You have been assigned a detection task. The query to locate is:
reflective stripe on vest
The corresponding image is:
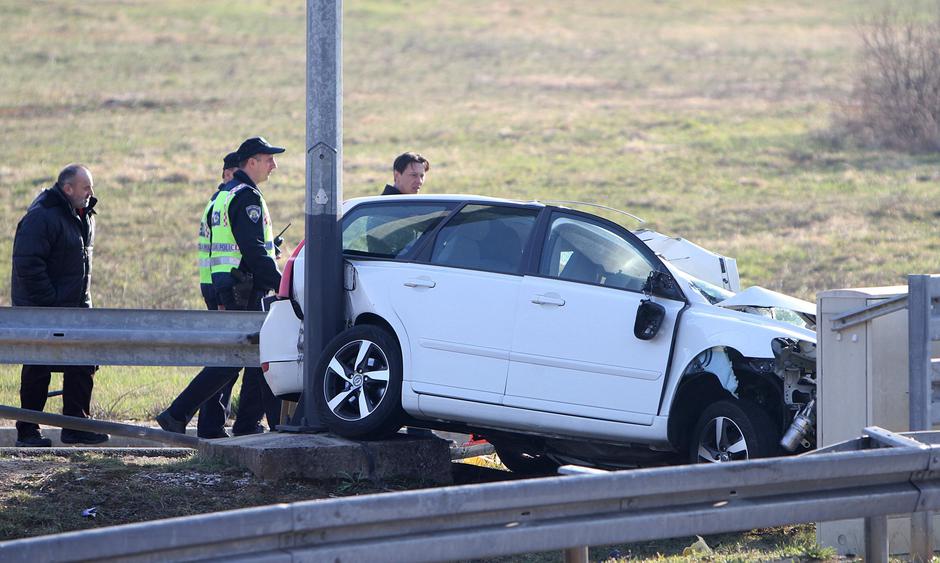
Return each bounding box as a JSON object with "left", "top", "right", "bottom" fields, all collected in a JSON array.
[
  {"left": 208, "top": 184, "right": 275, "bottom": 277},
  {"left": 197, "top": 196, "right": 216, "bottom": 284}
]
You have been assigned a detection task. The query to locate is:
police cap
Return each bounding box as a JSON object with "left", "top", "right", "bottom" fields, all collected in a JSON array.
[
  {"left": 235, "top": 136, "right": 286, "bottom": 160},
  {"left": 223, "top": 151, "right": 241, "bottom": 169}
]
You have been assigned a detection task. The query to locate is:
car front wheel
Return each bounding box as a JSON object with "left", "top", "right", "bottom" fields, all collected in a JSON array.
[
  {"left": 313, "top": 325, "right": 404, "bottom": 439},
  {"left": 689, "top": 399, "right": 778, "bottom": 464}
]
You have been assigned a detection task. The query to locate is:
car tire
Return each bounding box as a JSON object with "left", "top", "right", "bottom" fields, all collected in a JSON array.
[
  {"left": 313, "top": 325, "right": 404, "bottom": 439},
  {"left": 688, "top": 399, "right": 778, "bottom": 464},
  {"left": 492, "top": 442, "right": 559, "bottom": 476}
]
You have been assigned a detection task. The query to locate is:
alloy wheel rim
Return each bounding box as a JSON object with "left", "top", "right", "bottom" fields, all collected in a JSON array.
[
  {"left": 697, "top": 415, "right": 749, "bottom": 463},
  {"left": 323, "top": 339, "right": 391, "bottom": 421}
]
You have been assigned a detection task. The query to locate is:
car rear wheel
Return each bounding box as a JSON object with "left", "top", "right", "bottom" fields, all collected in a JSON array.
[
  {"left": 689, "top": 399, "right": 778, "bottom": 464},
  {"left": 313, "top": 325, "right": 404, "bottom": 439}
]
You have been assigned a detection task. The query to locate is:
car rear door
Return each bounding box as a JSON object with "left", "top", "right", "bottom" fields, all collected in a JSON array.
[
  {"left": 506, "top": 211, "right": 684, "bottom": 424},
  {"left": 389, "top": 203, "right": 539, "bottom": 404}
]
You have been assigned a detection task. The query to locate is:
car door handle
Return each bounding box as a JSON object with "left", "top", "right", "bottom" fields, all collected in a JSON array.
[
  {"left": 531, "top": 294, "right": 565, "bottom": 306},
  {"left": 404, "top": 278, "right": 436, "bottom": 288}
]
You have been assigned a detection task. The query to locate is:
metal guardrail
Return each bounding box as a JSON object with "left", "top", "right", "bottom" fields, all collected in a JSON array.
[
  {"left": 0, "top": 426, "right": 935, "bottom": 563},
  {"left": 829, "top": 294, "right": 908, "bottom": 331},
  {"left": 0, "top": 307, "right": 266, "bottom": 367},
  {"left": 0, "top": 405, "right": 199, "bottom": 448}
]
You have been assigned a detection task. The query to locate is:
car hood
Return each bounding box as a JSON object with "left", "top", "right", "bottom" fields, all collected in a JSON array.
[{"left": 716, "top": 286, "right": 815, "bottom": 316}]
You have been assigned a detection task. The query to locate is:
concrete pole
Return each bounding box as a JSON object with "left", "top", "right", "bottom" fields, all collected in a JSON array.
[{"left": 293, "top": 0, "right": 343, "bottom": 431}]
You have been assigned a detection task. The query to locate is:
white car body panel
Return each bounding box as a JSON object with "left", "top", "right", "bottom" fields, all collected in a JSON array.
[
  {"left": 416, "top": 393, "right": 672, "bottom": 446},
  {"left": 506, "top": 275, "right": 683, "bottom": 424},
  {"left": 259, "top": 299, "right": 303, "bottom": 396},
  {"left": 383, "top": 262, "right": 520, "bottom": 404}
]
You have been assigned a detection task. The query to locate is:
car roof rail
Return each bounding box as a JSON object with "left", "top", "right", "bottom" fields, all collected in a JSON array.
[{"left": 533, "top": 200, "right": 646, "bottom": 224}]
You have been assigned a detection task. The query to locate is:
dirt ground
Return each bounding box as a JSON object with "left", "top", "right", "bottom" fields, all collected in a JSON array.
[{"left": 0, "top": 449, "right": 434, "bottom": 542}]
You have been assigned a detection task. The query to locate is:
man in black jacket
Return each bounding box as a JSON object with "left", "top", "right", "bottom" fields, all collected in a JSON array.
[
  {"left": 11, "top": 164, "right": 109, "bottom": 447},
  {"left": 381, "top": 152, "right": 429, "bottom": 195}
]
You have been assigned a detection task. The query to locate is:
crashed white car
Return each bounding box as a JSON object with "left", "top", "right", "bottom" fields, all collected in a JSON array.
[{"left": 261, "top": 195, "right": 817, "bottom": 471}]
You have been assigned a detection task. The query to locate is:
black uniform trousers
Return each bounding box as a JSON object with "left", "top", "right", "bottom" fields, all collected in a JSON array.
[
  {"left": 195, "top": 285, "right": 235, "bottom": 437},
  {"left": 164, "top": 288, "right": 280, "bottom": 434},
  {"left": 16, "top": 364, "right": 95, "bottom": 438}
]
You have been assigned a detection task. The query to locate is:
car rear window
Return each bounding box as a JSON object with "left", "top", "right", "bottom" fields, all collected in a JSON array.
[{"left": 342, "top": 202, "right": 453, "bottom": 259}]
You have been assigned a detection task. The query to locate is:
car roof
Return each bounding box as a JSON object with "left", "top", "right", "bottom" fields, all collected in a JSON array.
[{"left": 344, "top": 194, "right": 546, "bottom": 208}]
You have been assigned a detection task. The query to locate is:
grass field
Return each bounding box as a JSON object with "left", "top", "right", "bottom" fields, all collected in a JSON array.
[{"left": 0, "top": 1, "right": 936, "bottom": 556}]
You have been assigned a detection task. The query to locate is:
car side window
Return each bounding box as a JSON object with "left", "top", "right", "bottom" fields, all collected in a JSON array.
[
  {"left": 342, "top": 203, "right": 452, "bottom": 259},
  {"left": 539, "top": 215, "right": 656, "bottom": 292},
  {"left": 430, "top": 204, "right": 538, "bottom": 274}
]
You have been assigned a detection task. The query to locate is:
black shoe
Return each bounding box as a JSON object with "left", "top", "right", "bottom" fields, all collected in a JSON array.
[
  {"left": 197, "top": 429, "right": 230, "bottom": 439},
  {"left": 156, "top": 411, "right": 186, "bottom": 434},
  {"left": 15, "top": 433, "right": 52, "bottom": 447},
  {"left": 232, "top": 424, "right": 265, "bottom": 437},
  {"left": 60, "top": 429, "right": 110, "bottom": 445}
]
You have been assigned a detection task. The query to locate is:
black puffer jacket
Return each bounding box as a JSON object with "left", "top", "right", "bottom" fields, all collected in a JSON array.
[{"left": 11, "top": 185, "right": 96, "bottom": 308}]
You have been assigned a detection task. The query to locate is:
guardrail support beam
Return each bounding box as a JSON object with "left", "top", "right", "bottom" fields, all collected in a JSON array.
[{"left": 865, "top": 515, "right": 888, "bottom": 563}]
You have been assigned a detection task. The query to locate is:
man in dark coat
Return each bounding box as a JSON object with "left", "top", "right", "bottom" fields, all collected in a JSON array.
[
  {"left": 381, "top": 152, "right": 429, "bottom": 195},
  {"left": 11, "top": 164, "right": 109, "bottom": 446}
]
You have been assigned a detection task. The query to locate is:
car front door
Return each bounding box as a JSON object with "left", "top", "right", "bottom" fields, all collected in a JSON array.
[
  {"left": 389, "top": 203, "right": 539, "bottom": 404},
  {"left": 506, "top": 212, "right": 684, "bottom": 424}
]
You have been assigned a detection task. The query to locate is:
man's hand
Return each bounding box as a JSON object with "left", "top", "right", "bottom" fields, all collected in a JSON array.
[{"left": 230, "top": 268, "right": 254, "bottom": 309}]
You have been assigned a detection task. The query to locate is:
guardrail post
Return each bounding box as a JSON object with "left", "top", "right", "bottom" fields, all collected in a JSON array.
[
  {"left": 864, "top": 515, "right": 888, "bottom": 563},
  {"left": 908, "top": 275, "right": 933, "bottom": 561}
]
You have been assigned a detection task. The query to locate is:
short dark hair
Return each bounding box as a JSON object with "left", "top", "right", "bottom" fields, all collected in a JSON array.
[
  {"left": 57, "top": 164, "right": 88, "bottom": 186},
  {"left": 393, "top": 152, "right": 429, "bottom": 174}
]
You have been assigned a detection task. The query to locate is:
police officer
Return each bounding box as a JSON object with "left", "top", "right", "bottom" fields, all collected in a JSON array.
[
  {"left": 191, "top": 151, "right": 241, "bottom": 439},
  {"left": 158, "top": 137, "right": 284, "bottom": 436}
]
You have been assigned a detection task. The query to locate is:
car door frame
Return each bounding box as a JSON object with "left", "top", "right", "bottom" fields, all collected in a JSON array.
[
  {"left": 387, "top": 199, "right": 544, "bottom": 405},
  {"left": 510, "top": 206, "right": 690, "bottom": 421}
]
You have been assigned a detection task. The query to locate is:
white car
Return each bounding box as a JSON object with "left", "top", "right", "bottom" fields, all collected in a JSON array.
[{"left": 261, "top": 195, "right": 817, "bottom": 471}]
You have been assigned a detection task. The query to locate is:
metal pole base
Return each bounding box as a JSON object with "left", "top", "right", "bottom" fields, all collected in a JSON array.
[{"left": 277, "top": 393, "right": 326, "bottom": 433}]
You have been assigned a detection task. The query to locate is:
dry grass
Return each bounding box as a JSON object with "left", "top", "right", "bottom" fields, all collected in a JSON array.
[{"left": 834, "top": 2, "right": 940, "bottom": 152}]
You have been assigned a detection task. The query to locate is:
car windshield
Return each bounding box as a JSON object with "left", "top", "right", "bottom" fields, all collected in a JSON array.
[{"left": 688, "top": 277, "right": 734, "bottom": 305}]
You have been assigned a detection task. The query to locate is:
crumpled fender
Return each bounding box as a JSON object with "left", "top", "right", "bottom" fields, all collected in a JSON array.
[{"left": 661, "top": 305, "right": 815, "bottom": 414}]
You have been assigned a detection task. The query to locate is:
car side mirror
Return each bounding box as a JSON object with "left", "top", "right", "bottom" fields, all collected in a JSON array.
[
  {"left": 634, "top": 299, "right": 666, "bottom": 340},
  {"left": 643, "top": 270, "right": 680, "bottom": 300}
]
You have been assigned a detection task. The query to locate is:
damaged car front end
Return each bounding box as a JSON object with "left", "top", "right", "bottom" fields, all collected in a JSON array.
[{"left": 664, "top": 263, "right": 818, "bottom": 462}]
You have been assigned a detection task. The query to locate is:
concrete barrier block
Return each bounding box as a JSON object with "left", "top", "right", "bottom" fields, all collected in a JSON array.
[{"left": 198, "top": 432, "right": 452, "bottom": 485}]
